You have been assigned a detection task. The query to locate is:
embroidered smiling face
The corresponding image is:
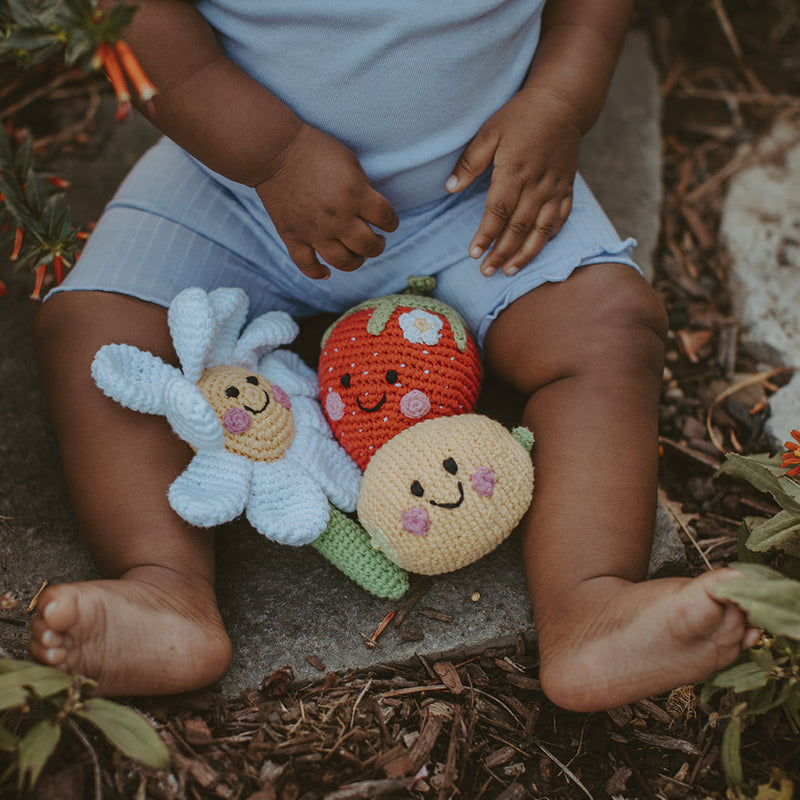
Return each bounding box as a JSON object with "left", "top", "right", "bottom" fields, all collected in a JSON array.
[
  {"left": 318, "top": 298, "right": 482, "bottom": 470},
  {"left": 196, "top": 365, "right": 295, "bottom": 461},
  {"left": 357, "top": 415, "right": 534, "bottom": 574}
]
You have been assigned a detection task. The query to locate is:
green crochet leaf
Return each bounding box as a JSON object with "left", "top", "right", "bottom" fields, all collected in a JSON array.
[{"left": 312, "top": 506, "right": 409, "bottom": 599}]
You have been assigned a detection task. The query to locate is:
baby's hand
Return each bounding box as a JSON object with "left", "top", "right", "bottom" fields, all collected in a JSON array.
[
  {"left": 256, "top": 124, "right": 399, "bottom": 279},
  {"left": 446, "top": 88, "right": 581, "bottom": 276}
]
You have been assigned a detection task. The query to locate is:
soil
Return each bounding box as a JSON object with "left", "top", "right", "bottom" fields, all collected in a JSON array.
[{"left": 2, "top": 1, "right": 800, "bottom": 797}]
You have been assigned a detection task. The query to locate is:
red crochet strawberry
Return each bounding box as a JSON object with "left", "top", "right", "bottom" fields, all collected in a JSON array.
[{"left": 318, "top": 278, "right": 482, "bottom": 470}]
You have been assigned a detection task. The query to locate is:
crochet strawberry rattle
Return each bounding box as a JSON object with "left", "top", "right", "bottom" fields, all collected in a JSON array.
[{"left": 316, "top": 278, "right": 534, "bottom": 594}]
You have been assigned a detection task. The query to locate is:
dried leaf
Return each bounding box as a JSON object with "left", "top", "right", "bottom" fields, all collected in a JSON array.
[
  {"left": 259, "top": 666, "right": 294, "bottom": 698},
  {"left": 74, "top": 698, "right": 170, "bottom": 769},
  {"left": 183, "top": 716, "right": 213, "bottom": 745},
  {"left": 676, "top": 329, "right": 713, "bottom": 362},
  {"left": 433, "top": 662, "right": 464, "bottom": 695}
]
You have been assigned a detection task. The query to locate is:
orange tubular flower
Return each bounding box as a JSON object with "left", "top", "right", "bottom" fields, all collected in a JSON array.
[
  {"left": 30, "top": 264, "right": 47, "bottom": 301},
  {"left": 53, "top": 253, "right": 64, "bottom": 285},
  {"left": 114, "top": 40, "right": 157, "bottom": 108},
  {"left": 10, "top": 227, "right": 23, "bottom": 261},
  {"left": 47, "top": 176, "right": 70, "bottom": 189},
  {"left": 781, "top": 429, "right": 800, "bottom": 477},
  {"left": 0, "top": 280, "right": 8, "bottom": 297},
  {"left": 97, "top": 43, "right": 131, "bottom": 120}
]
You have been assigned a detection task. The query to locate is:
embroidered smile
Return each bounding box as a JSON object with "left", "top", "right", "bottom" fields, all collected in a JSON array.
[
  {"left": 244, "top": 392, "right": 270, "bottom": 414},
  {"left": 429, "top": 482, "right": 464, "bottom": 509},
  {"left": 357, "top": 394, "right": 387, "bottom": 412}
]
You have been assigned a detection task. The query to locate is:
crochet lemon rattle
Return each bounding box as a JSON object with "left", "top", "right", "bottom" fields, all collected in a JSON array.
[{"left": 318, "top": 278, "right": 535, "bottom": 588}]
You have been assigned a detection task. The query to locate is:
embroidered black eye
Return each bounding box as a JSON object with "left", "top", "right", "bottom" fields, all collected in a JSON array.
[
  {"left": 385, "top": 369, "right": 398, "bottom": 384},
  {"left": 341, "top": 373, "right": 351, "bottom": 388},
  {"left": 225, "top": 386, "right": 240, "bottom": 398},
  {"left": 246, "top": 375, "right": 259, "bottom": 385},
  {"left": 410, "top": 480, "right": 424, "bottom": 497},
  {"left": 443, "top": 458, "right": 458, "bottom": 475}
]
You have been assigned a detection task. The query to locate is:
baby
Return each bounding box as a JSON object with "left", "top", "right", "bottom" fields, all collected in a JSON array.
[{"left": 29, "top": 0, "right": 758, "bottom": 710}]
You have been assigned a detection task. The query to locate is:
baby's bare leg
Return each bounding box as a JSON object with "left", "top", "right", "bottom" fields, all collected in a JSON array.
[
  {"left": 29, "top": 291, "right": 232, "bottom": 696},
  {"left": 485, "top": 264, "right": 755, "bottom": 712}
]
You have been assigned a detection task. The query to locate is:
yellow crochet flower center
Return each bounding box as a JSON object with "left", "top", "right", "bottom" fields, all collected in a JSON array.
[{"left": 196, "top": 365, "right": 295, "bottom": 462}]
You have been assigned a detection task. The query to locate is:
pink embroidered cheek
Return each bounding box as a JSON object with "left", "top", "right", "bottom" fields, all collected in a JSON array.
[
  {"left": 223, "top": 407, "right": 252, "bottom": 435},
  {"left": 471, "top": 465, "right": 496, "bottom": 498},
  {"left": 325, "top": 390, "right": 345, "bottom": 421},
  {"left": 271, "top": 384, "right": 292, "bottom": 410},
  {"left": 400, "top": 389, "right": 430, "bottom": 419},
  {"left": 402, "top": 506, "right": 430, "bottom": 536}
]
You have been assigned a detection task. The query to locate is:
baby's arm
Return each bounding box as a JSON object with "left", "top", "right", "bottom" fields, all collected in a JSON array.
[
  {"left": 101, "top": 0, "right": 398, "bottom": 279},
  {"left": 446, "top": 0, "right": 634, "bottom": 276}
]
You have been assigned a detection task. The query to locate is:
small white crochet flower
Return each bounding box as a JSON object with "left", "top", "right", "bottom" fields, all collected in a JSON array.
[
  {"left": 398, "top": 308, "right": 443, "bottom": 346},
  {"left": 92, "top": 287, "right": 361, "bottom": 546}
]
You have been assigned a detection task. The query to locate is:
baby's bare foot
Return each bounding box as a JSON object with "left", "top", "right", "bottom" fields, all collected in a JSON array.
[
  {"left": 537, "top": 569, "right": 759, "bottom": 712},
  {"left": 28, "top": 565, "right": 232, "bottom": 696}
]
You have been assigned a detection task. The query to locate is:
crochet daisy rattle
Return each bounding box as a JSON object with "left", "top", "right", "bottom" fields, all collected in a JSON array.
[{"left": 91, "top": 287, "right": 363, "bottom": 547}]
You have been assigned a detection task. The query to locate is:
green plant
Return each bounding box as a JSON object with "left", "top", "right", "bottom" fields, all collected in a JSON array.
[
  {"left": 0, "top": 656, "right": 170, "bottom": 793},
  {"left": 0, "top": 124, "right": 82, "bottom": 299},
  {"left": 1, "top": 0, "right": 153, "bottom": 296},
  {"left": 702, "top": 433, "right": 800, "bottom": 791}
]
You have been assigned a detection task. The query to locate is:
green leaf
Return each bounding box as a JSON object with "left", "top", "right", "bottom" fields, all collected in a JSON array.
[
  {"left": 718, "top": 453, "right": 800, "bottom": 514},
  {"left": 786, "top": 687, "right": 800, "bottom": 727},
  {"left": 745, "top": 510, "right": 800, "bottom": 557},
  {"left": 720, "top": 716, "right": 743, "bottom": 788},
  {"left": 750, "top": 647, "right": 774, "bottom": 671},
  {"left": 24, "top": 171, "right": 47, "bottom": 215},
  {"left": 711, "top": 661, "right": 771, "bottom": 692},
  {"left": 18, "top": 718, "right": 61, "bottom": 792},
  {"left": 0, "top": 661, "right": 78, "bottom": 708},
  {"left": 0, "top": 724, "right": 19, "bottom": 752},
  {"left": 74, "top": 698, "right": 170, "bottom": 769},
  {"left": 713, "top": 564, "right": 800, "bottom": 638},
  {"left": 737, "top": 518, "right": 767, "bottom": 563},
  {"left": 0, "top": 672, "right": 31, "bottom": 711}
]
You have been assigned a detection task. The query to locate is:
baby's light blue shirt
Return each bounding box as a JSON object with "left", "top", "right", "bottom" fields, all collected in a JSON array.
[{"left": 194, "top": 0, "right": 544, "bottom": 212}]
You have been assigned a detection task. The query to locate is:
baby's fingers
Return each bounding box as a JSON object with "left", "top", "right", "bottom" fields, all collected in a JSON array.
[
  {"left": 360, "top": 189, "right": 399, "bottom": 234},
  {"left": 446, "top": 128, "right": 498, "bottom": 195},
  {"left": 483, "top": 194, "right": 572, "bottom": 276},
  {"left": 468, "top": 180, "right": 523, "bottom": 264},
  {"left": 286, "top": 242, "right": 330, "bottom": 280}
]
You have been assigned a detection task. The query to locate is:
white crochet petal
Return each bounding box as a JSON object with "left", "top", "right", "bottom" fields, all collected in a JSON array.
[
  {"left": 286, "top": 428, "right": 361, "bottom": 513},
  {"left": 233, "top": 311, "right": 299, "bottom": 368},
  {"left": 168, "top": 288, "right": 218, "bottom": 383},
  {"left": 168, "top": 450, "right": 251, "bottom": 527},
  {"left": 288, "top": 396, "right": 330, "bottom": 436},
  {"left": 257, "top": 349, "right": 319, "bottom": 398},
  {"left": 91, "top": 343, "right": 181, "bottom": 415},
  {"left": 246, "top": 460, "right": 329, "bottom": 545},
  {"left": 207, "top": 288, "right": 249, "bottom": 366},
  {"left": 163, "top": 377, "right": 225, "bottom": 451}
]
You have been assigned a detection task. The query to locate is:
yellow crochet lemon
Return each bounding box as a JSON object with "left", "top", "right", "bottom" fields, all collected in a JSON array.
[
  {"left": 357, "top": 415, "right": 534, "bottom": 574},
  {"left": 196, "top": 365, "right": 295, "bottom": 461}
]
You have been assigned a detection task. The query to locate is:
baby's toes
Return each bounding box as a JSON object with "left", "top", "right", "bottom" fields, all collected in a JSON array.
[{"left": 39, "top": 586, "right": 81, "bottom": 633}]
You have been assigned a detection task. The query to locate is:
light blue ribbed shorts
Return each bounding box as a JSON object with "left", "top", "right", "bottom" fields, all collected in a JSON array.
[{"left": 51, "top": 137, "right": 639, "bottom": 348}]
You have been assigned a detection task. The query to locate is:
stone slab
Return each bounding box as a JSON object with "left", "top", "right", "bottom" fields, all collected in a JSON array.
[
  {"left": 580, "top": 30, "right": 662, "bottom": 281},
  {"left": 720, "top": 120, "right": 800, "bottom": 446},
  {"left": 0, "top": 32, "right": 678, "bottom": 694}
]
